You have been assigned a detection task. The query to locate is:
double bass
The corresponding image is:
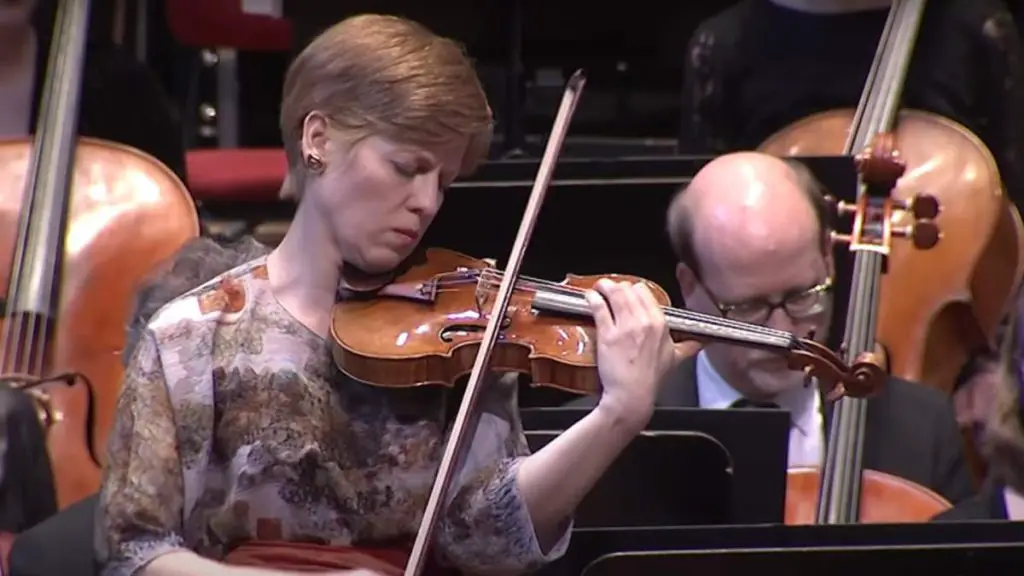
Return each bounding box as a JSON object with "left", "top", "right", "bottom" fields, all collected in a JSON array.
[
  {"left": 0, "top": 0, "right": 199, "bottom": 508},
  {"left": 759, "top": 0, "right": 1023, "bottom": 524}
]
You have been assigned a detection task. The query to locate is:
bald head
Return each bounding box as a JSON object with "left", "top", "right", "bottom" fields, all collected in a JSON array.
[{"left": 667, "top": 152, "right": 828, "bottom": 277}]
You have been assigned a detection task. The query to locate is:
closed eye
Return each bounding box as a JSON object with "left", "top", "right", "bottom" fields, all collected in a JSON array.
[{"left": 391, "top": 161, "right": 417, "bottom": 178}]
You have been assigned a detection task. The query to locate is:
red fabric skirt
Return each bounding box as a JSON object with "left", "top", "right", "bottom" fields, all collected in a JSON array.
[{"left": 224, "top": 540, "right": 458, "bottom": 575}]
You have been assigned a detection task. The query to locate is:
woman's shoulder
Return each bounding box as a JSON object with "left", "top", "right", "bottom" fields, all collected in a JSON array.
[
  {"left": 123, "top": 236, "right": 271, "bottom": 358},
  {"left": 142, "top": 254, "right": 325, "bottom": 384},
  {"left": 145, "top": 256, "right": 272, "bottom": 341}
]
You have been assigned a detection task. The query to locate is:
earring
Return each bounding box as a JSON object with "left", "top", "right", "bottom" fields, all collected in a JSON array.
[{"left": 304, "top": 153, "right": 325, "bottom": 174}]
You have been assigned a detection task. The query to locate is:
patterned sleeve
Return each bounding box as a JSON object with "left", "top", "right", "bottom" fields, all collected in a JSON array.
[
  {"left": 95, "top": 329, "right": 188, "bottom": 575},
  {"left": 435, "top": 373, "right": 572, "bottom": 573}
]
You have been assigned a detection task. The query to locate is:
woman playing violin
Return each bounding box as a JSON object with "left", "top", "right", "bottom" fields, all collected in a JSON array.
[{"left": 94, "top": 14, "right": 694, "bottom": 576}]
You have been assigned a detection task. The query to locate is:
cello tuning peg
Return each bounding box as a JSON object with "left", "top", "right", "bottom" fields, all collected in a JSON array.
[
  {"left": 829, "top": 231, "right": 852, "bottom": 246},
  {"left": 895, "top": 221, "right": 941, "bottom": 250},
  {"left": 834, "top": 201, "right": 857, "bottom": 216},
  {"left": 909, "top": 194, "right": 940, "bottom": 220}
]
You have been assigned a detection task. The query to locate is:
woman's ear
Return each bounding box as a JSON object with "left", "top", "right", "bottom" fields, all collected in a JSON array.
[{"left": 300, "top": 111, "right": 330, "bottom": 163}]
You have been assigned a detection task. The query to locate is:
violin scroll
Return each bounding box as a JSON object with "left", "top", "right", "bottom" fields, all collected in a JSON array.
[{"left": 785, "top": 338, "right": 886, "bottom": 400}]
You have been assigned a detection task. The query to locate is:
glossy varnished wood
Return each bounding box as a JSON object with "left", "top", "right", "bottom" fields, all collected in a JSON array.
[
  {"left": 763, "top": 108, "right": 1023, "bottom": 513},
  {"left": 785, "top": 468, "right": 950, "bottom": 524},
  {"left": 762, "top": 109, "right": 1024, "bottom": 396},
  {"left": 331, "top": 248, "right": 672, "bottom": 396},
  {"left": 0, "top": 137, "right": 200, "bottom": 507}
]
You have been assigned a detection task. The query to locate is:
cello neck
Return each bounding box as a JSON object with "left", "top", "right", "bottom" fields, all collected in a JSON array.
[
  {"left": 1, "top": 1, "right": 92, "bottom": 375},
  {"left": 845, "top": 0, "right": 927, "bottom": 152},
  {"left": 817, "top": 0, "right": 928, "bottom": 525}
]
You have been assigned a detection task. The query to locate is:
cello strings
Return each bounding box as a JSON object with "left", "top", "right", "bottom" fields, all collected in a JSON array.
[{"left": 1, "top": 256, "right": 28, "bottom": 376}]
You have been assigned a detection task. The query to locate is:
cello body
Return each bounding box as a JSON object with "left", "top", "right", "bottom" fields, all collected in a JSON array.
[
  {"left": 761, "top": 108, "right": 1024, "bottom": 396},
  {"left": 785, "top": 467, "right": 950, "bottom": 524},
  {"left": 0, "top": 136, "right": 199, "bottom": 507}
]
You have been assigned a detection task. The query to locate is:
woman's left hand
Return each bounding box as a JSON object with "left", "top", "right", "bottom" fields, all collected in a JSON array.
[{"left": 584, "top": 279, "right": 701, "bottom": 429}]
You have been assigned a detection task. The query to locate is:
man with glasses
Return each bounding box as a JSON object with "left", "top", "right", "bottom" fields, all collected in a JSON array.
[{"left": 570, "top": 152, "right": 973, "bottom": 505}]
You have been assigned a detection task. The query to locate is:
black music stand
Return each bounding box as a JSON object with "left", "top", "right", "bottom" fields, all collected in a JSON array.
[
  {"left": 527, "top": 431, "right": 730, "bottom": 528},
  {"left": 535, "top": 521, "right": 1024, "bottom": 576},
  {"left": 581, "top": 543, "right": 1024, "bottom": 576},
  {"left": 522, "top": 407, "right": 789, "bottom": 524}
]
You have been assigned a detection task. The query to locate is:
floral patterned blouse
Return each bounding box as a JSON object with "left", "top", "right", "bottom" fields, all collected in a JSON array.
[{"left": 95, "top": 257, "right": 570, "bottom": 575}]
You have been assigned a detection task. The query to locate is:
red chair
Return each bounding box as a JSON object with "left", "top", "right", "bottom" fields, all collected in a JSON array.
[
  {"left": 186, "top": 147, "right": 288, "bottom": 203},
  {"left": 165, "top": 0, "right": 292, "bottom": 203}
]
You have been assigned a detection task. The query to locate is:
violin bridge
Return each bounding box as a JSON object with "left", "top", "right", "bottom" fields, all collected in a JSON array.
[{"left": 375, "top": 281, "right": 437, "bottom": 302}]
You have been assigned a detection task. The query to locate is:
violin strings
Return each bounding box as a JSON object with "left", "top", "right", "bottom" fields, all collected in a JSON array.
[
  {"left": 477, "top": 268, "right": 789, "bottom": 338},
  {"left": 428, "top": 268, "right": 793, "bottom": 341},
  {"left": 421, "top": 270, "right": 832, "bottom": 366}
]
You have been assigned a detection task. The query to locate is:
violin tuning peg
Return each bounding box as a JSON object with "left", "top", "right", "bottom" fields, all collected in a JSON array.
[{"left": 910, "top": 194, "right": 940, "bottom": 220}]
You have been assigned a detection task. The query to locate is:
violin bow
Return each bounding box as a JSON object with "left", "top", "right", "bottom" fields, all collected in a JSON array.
[{"left": 403, "top": 71, "right": 587, "bottom": 576}]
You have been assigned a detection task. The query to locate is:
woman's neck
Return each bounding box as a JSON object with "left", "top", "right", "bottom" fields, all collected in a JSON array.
[
  {"left": 267, "top": 199, "right": 344, "bottom": 337},
  {"left": 769, "top": 0, "right": 892, "bottom": 13}
]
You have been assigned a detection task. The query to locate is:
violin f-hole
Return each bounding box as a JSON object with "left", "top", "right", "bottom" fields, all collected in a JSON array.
[{"left": 439, "top": 317, "right": 513, "bottom": 343}]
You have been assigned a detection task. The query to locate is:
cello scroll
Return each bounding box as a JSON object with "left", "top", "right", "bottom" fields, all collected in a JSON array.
[{"left": 830, "top": 133, "right": 942, "bottom": 254}]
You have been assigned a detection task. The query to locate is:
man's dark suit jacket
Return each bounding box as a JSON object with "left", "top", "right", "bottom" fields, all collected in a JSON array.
[
  {"left": 932, "top": 479, "right": 1008, "bottom": 521},
  {"left": 565, "top": 356, "right": 975, "bottom": 505}
]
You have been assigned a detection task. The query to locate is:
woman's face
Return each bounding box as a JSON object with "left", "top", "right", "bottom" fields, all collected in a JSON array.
[{"left": 305, "top": 130, "right": 469, "bottom": 274}]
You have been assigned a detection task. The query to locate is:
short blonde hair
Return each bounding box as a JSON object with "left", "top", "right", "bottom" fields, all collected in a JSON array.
[{"left": 278, "top": 14, "right": 493, "bottom": 200}]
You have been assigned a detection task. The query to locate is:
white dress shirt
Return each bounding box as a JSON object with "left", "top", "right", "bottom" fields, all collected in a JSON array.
[
  {"left": 1004, "top": 486, "right": 1024, "bottom": 520},
  {"left": 695, "top": 351, "right": 824, "bottom": 468}
]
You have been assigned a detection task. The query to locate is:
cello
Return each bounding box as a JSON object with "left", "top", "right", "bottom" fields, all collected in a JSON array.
[
  {"left": 760, "top": 0, "right": 1018, "bottom": 524},
  {"left": 760, "top": 0, "right": 1024, "bottom": 398},
  {"left": 0, "top": 0, "right": 199, "bottom": 508}
]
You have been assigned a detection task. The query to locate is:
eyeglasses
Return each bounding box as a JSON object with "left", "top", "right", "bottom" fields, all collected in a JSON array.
[{"left": 703, "top": 278, "right": 834, "bottom": 324}]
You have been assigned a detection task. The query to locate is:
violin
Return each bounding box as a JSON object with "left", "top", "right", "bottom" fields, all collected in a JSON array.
[{"left": 331, "top": 247, "right": 884, "bottom": 400}]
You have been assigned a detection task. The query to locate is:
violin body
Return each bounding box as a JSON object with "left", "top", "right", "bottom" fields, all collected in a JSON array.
[
  {"left": 785, "top": 467, "right": 950, "bottom": 524},
  {"left": 0, "top": 136, "right": 200, "bottom": 507},
  {"left": 761, "top": 109, "right": 1024, "bottom": 395},
  {"left": 331, "top": 247, "right": 671, "bottom": 396}
]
